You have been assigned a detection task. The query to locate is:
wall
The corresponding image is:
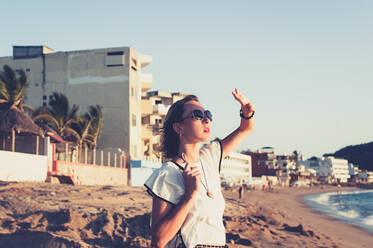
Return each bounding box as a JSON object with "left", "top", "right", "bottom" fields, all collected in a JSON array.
[
  {"left": 52, "top": 160, "right": 128, "bottom": 185},
  {"left": 0, "top": 150, "right": 48, "bottom": 181},
  {"left": 130, "top": 160, "right": 162, "bottom": 186}
]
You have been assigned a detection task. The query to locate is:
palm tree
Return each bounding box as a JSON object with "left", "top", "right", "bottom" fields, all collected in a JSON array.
[
  {"left": 33, "top": 92, "right": 79, "bottom": 140},
  {"left": 85, "top": 105, "right": 103, "bottom": 149},
  {"left": 69, "top": 116, "right": 93, "bottom": 148},
  {"left": 0, "top": 65, "right": 28, "bottom": 109}
]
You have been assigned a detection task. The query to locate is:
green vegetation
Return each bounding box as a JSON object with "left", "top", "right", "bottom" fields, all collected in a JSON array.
[
  {"left": 1, "top": 64, "right": 103, "bottom": 148},
  {"left": 325, "top": 142, "right": 373, "bottom": 171},
  {"left": 0, "top": 65, "right": 28, "bottom": 109}
]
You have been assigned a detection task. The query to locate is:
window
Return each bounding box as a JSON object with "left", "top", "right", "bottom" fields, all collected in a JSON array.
[
  {"left": 155, "top": 100, "right": 162, "bottom": 105},
  {"left": 131, "top": 58, "right": 137, "bottom": 71},
  {"left": 132, "top": 144, "right": 137, "bottom": 157},
  {"left": 131, "top": 87, "right": 136, "bottom": 97},
  {"left": 107, "top": 51, "right": 124, "bottom": 56},
  {"left": 34, "top": 82, "right": 39, "bottom": 87},
  {"left": 105, "top": 51, "right": 125, "bottom": 67},
  {"left": 43, "top": 95, "right": 47, "bottom": 100},
  {"left": 26, "top": 68, "right": 30, "bottom": 72},
  {"left": 132, "top": 113, "right": 137, "bottom": 126},
  {"left": 131, "top": 58, "right": 137, "bottom": 66}
]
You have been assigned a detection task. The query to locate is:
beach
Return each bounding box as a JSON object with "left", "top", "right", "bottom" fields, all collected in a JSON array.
[{"left": 0, "top": 182, "right": 372, "bottom": 248}]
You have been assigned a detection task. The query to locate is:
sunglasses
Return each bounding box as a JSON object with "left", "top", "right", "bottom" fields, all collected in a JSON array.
[{"left": 181, "top": 109, "right": 213, "bottom": 122}]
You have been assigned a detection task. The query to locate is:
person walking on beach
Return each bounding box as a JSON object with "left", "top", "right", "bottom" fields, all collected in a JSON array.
[
  {"left": 144, "top": 89, "right": 255, "bottom": 248},
  {"left": 238, "top": 184, "right": 246, "bottom": 201}
]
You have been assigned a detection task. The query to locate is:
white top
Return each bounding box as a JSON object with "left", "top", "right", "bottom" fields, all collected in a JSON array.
[{"left": 144, "top": 140, "right": 226, "bottom": 248}]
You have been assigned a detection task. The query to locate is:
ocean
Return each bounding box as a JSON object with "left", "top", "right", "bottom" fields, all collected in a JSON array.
[{"left": 304, "top": 189, "right": 373, "bottom": 233}]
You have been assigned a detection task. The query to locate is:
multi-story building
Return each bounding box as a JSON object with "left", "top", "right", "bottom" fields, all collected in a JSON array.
[
  {"left": 141, "top": 90, "right": 188, "bottom": 159},
  {"left": 243, "top": 147, "right": 276, "bottom": 177},
  {"left": 220, "top": 152, "right": 252, "bottom": 185},
  {"left": 357, "top": 170, "right": 373, "bottom": 183},
  {"left": 301, "top": 156, "right": 351, "bottom": 183},
  {"left": 0, "top": 45, "right": 152, "bottom": 162}
]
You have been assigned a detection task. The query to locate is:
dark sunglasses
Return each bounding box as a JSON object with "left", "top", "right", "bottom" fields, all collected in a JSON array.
[{"left": 181, "top": 109, "right": 213, "bottom": 122}]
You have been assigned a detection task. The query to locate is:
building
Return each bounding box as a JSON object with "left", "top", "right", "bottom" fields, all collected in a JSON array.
[
  {"left": 141, "top": 90, "right": 188, "bottom": 159},
  {"left": 0, "top": 45, "right": 152, "bottom": 162},
  {"left": 220, "top": 152, "right": 252, "bottom": 185},
  {"left": 243, "top": 147, "right": 276, "bottom": 177},
  {"left": 357, "top": 171, "right": 373, "bottom": 183},
  {"left": 301, "top": 156, "right": 350, "bottom": 183}
]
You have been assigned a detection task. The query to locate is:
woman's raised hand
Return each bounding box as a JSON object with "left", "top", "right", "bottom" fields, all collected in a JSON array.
[
  {"left": 232, "top": 88, "right": 255, "bottom": 117},
  {"left": 182, "top": 162, "right": 200, "bottom": 198}
]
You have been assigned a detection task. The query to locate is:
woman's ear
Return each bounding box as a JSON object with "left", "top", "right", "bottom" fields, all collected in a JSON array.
[{"left": 172, "top": 122, "right": 183, "bottom": 135}]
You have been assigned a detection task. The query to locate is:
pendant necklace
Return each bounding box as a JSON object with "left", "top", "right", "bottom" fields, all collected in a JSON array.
[{"left": 181, "top": 153, "right": 214, "bottom": 199}]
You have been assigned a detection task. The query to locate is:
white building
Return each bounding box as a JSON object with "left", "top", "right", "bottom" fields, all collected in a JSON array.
[
  {"left": 357, "top": 171, "right": 373, "bottom": 183},
  {"left": 301, "top": 156, "right": 350, "bottom": 183},
  {"left": 220, "top": 152, "right": 251, "bottom": 185},
  {"left": 0, "top": 45, "right": 152, "bottom": 162}
]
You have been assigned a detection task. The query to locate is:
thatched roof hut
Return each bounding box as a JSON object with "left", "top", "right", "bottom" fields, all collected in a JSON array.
[{"left": 0, "top": 102, "right": 44, "bottom": 137}]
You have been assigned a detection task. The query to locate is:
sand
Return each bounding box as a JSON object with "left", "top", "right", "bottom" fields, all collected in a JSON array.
[{"left": 0, "top": 181, "right": 372, "bottom": 248}]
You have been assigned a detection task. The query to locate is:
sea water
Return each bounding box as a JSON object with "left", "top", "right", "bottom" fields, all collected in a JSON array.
[{"left": 304, "top": 189, "right": 373, "bottom": 233}]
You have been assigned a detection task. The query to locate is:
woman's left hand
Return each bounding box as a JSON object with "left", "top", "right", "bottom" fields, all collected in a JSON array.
[{"left": 232, "top": 88, "right": 255, "bottom": 117}]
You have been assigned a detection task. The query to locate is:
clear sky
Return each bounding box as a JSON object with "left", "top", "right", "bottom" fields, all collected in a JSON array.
[{"left": 2, "top": 0, "right": 372, "bottom": 158}]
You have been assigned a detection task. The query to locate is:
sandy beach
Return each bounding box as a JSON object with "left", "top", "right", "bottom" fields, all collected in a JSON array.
[{"left": 0, "top": 181, "right": 372, "bottom": 248}]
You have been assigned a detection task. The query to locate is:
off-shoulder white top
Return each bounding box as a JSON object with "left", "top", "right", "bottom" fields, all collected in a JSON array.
[{"left": 144, "top": 140, "right": 225, "bottom": 248}]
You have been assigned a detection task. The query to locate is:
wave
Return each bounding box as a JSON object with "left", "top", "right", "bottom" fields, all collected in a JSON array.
[
  {"left": 304, "top": 190, "right": 373, "bottom": 233},
  {"left": 362, "top": 215, "right": 373, "bottom": 226},
  {"left": 336, "top": 209, "right": 360, "bottom": 219}
]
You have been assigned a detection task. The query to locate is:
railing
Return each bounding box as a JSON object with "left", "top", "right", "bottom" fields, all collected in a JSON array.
[
  {"left": 54, "top": 143, "right": 126, "bottom": 168},
  {"left": 0, "top": 133, "right": 45, "bottom": 155}
]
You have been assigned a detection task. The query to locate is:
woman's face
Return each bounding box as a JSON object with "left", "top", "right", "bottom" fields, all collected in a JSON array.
[{"left": 177, "top": 100, "right": 211, "bottom": 143}]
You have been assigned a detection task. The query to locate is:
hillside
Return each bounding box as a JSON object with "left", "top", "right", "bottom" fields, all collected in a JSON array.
[{"left": 325, "top": 142, "right": 373, "bottom": 171}]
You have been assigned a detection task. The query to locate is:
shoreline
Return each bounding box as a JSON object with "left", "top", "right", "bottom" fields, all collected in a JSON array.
[
  {"left": 301, "top": 188, "right": 373, "bottom": 234},
  {"left": 1, "top": 182, "right": 373, "bottom": 247},
  {"left": 223, "top": 185, "right": 373, "bottom": 247},
  {"left": 296, "top": 187, "right": 373, "bottom": 247}
]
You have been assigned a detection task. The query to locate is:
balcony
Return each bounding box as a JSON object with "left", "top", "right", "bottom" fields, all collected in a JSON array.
[
  {"left": 141, "top": 73, "right": 152, "bottom": 93},
  {"left": 139, "top": 54, "right": 152, "bottom": 68},
  {"left": 153, "top": 104, "right": 170, "bottom": 115}
]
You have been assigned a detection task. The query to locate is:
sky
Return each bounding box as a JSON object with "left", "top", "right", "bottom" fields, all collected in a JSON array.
[{"left": 2, "top": 0, "right": 373, "bottom": 159}]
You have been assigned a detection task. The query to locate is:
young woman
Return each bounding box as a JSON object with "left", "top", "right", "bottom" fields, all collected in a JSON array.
[{"left": 144, "top": 88, "right": 255, "bottom": 248}]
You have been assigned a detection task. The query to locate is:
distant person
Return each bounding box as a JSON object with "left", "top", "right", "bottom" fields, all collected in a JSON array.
[
  {"left": 238, "top": 184, "right": 246, "bottom": 201},
  {"left": 337, "top": 183, "right": 342, "bottom": 194},
  {"left": 144, "top": 89, "right": 255, "bottom": 248}
]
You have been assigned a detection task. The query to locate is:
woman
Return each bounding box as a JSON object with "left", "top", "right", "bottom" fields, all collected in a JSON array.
[{"left": 144, "top": 88, "right": 255, "bottom": 248}]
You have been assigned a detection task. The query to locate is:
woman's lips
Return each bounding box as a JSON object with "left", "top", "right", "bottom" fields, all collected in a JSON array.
[{"left": 204, "top": 127, "right": 210, "bottom": 133}]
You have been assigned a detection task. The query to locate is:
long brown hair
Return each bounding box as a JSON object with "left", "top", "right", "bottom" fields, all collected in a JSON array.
[{"left": 161, "top": 95, "right": 199, "bottom": 159}]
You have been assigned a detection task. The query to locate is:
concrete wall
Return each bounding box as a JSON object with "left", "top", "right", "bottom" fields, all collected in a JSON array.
[
  {"left": 0, "top": 150, "right": 48, "bottom": 181},
  {"left": 53, "top": 161, "right": 128, "bottom": 185}
]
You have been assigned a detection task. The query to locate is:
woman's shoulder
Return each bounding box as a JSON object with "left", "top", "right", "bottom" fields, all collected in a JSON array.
[{"left": 200, "top": 139, "right": 222, "bottom": 154}]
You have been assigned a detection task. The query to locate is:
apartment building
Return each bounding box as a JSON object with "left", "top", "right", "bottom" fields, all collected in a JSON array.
[
  {"left": 302, "top": 156, "right": 351, "bottom": 183},
  {"left": 220, "top": 152, "right": 252, "bottom": 185},
  {"left": 141, "top": 90, "right": 188, "bottom": 159},
  {"left": 0, "top": 45, "right": 152, "bottom": 161},
  {"left": 243, "top": 147, "right": 277, "bottom": 176}
]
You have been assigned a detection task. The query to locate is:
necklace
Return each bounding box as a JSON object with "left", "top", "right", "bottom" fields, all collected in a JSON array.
[{"left": 181, "top": 153, "right": 214, "bottom": 199}]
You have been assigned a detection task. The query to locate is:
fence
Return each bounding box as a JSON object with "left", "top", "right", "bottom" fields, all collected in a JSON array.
[
  {"left": 0, "top": 133, "right": 45, "bottom": 155},
  {"left": 54, "top": 143, "right": 126, "bottom": 168}
]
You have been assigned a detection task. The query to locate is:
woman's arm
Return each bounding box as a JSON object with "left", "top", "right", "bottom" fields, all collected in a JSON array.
[
  {"left": 150, "top": 163, "right": 200, "bottom": 248},
  {"left": 221, "top": 88, "right": 255, "bottom": 158}
]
